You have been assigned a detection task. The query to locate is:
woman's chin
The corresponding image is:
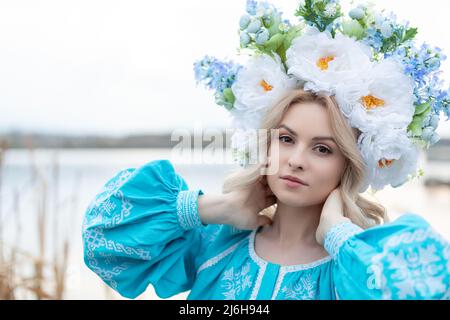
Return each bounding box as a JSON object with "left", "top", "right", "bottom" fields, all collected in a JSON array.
[{"left": 273, "top": 190, "right": 312, "bottom": 207}]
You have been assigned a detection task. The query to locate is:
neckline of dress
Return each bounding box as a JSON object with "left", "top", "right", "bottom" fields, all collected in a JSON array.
[{"left": 248, "top": 226, "right": 332, "bottom": 273}]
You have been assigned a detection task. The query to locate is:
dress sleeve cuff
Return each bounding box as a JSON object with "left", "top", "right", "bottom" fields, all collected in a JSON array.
[
  {"left": 176, "top": 189, "right": 205, "bottom": 231},
  {"left": 324, "top": 221, "right": 363, "bottom": 259}
]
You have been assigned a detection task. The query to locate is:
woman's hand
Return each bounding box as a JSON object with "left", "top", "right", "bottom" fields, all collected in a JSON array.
[
  {"left": 222, "top": 175, "right": 276, "bottom": 230},
  {"left": 315, "top": 188, "right": 351, "bottom": 245}
]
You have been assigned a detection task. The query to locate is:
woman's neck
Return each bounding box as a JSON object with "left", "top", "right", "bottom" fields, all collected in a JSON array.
[{"left": 264, "top": 201, "right": 324, "bottom": 249}]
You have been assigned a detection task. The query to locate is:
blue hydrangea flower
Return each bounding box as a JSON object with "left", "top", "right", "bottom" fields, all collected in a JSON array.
[
  {"left": 193, "top": 56, "right": 242, "bottom": 109},
  {"left": 363, "top": 28, "right": 383, "bottom": 51},
  {"left": 193, "top": 56, "right": 241, "bottom": 94},
  {"left": 387, "top": 43, "right": 448, "bottom": 119}
]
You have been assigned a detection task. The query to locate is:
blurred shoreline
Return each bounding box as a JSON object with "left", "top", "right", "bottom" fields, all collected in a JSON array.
[
  {"left": 1, "top": 146, "right": 449, "bottom": 299},
  {"left": 1, "top": 131, "right": 449, "bottom": 158}
]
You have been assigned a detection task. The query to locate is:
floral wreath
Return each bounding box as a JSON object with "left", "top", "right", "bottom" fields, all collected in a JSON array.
[{"left": 193, "top": 0, "right": 450, "bottom": 193}]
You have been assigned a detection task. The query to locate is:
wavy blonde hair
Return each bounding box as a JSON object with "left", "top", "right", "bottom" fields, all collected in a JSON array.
[{"left": 222, "top": 89, "right": 388, "bottom": 229}]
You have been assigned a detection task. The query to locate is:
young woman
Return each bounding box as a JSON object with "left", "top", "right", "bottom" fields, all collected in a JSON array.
[
  {"left": 82, "top": 0, "right": 450, "bottom": 300},
  {"left": 82, "top": 89, "right": 449, "bottom": 300}
]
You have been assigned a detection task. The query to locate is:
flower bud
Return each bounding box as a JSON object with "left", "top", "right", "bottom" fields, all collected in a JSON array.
[
  {"left": 421, "top": 127, "right": 434, "bottom": 141},
  {"left": 239, "top": 14, "right": 251, "bottom": 30},
  {"left": 430, "top": 132, "right": 440, "bottom": 145},
  {"left": 430, "top": 114, "right": 440, "bottom": 129},
  {"left": 255, "top": 27, "right": 270, "bottom": 45},
  {"left": 247, "top": 19, "right": 262, "bottom": 33},
  {"left": 349, "top": 8, "right": 364, "bottom": 20},
  {"left": 240, "top": 32, "right": 251, "bottom": 47},
  {"left": 427, "top": 57, "right": 440, "bottom": 69}
]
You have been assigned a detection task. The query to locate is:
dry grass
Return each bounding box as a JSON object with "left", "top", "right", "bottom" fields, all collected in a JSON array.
[{"left": 0, "top": 139, "right": 75, "bottom": 300}]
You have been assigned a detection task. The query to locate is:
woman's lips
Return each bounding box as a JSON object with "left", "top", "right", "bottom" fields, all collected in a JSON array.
[{"left": 280, "top": 177, "right": 308, "bottom": 188}]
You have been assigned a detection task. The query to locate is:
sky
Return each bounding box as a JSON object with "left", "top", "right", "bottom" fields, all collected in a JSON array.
[{"left": 0, "top": 0, "right": 450, "bottom": 137}]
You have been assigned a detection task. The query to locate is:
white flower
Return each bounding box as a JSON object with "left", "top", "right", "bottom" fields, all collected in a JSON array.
[
  {"left": 324, "top": 3, "right": 337, "bottom": 17},
  {"left": 349, "top": 7, "right": 365, "bottom": 20},
  {"left": 335, "top": 58, "right": 415, "bottom": 132},
  {"left": 231, "top": 53, "right": 297, "bottom": 128},
  {"left": 286, "top": 28, "right": 373, "bottom": 94},
  {"left": 358, "top": 127, "right": 419, "bottom": 192},
  {"left": 229, "top": 107, "right": 263, "bottom": 131}
]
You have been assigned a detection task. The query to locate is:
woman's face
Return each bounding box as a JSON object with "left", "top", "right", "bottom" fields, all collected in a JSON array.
[{"left": 266, "top": 101, "right": 347, "bottom": 208}]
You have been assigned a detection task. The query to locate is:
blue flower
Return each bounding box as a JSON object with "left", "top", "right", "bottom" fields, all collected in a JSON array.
[
  {"left": 246, "top": 0, "right": 257, "bottom": 16},
  {"left": 363, "top": 28, "right": 383, "bottom": 51},
  {"left": 247, "top": 19, "right": 262, "bottom": 33},
  {"left": 255, "top": 27, "right": 270, "bottom": 44},
  {"left": 239, "top": 14, "right": 251, "bottom": 30},
  {"left": 380, "top": 21, "right": 393, "bottom": 38},
  {"left": 193, "top": 56, "right": 242, "bottom": 109},
  {"left": 387, "top": 43, "right": 447, "bottom": 110},
  {"left": 240, "top": 32, "right": 251, "bottom": 47}
]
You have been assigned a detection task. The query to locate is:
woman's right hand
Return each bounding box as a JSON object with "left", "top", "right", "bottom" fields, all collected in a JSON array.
[
  {"left": 222, "top": 175, "right": 276, "bottom": 230},
  {"left": 198, "top": 175, "right": 276, "bottom": 230}
]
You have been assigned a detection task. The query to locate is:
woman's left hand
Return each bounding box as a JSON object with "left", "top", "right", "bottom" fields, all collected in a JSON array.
[{"left": 315, "top": 188, "right": 351, "bottom": 245}]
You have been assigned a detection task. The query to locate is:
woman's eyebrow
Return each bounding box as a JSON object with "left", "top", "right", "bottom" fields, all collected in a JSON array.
[
  {"left": 312, "top": 136, "right": 337, "bottom": 145},
  {"left": 276, "top": 124, "right": 298, "bottom": 136},
  {"left": 275, "top": 124, "right": 337, "bottom": 144}
]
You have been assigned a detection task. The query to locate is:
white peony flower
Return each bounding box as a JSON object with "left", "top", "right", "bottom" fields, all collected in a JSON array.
[
  {"left": 335, "top": 58, "right": 415, "bottom": 132},
  {"left": 229, "top": 107, "right": 264, "bottom": 131},
  {"left": 231, "top": 53, "right": 297, "bottom": 129},
  {"left": 286, "top": 27, "right": 373, "bottom": 94},
  {"left": 357, "top": 127, "right": 419, "bottom": 192}
]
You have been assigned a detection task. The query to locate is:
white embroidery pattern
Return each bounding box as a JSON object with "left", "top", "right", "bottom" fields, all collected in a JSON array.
[
  {"left": 83, "top": 170, "right": 152, "bottom": 289},
  {"left": 176, "top": 190, "right": 204, "bottom": 230},
  {"left": 280, "top": 271, "right": 318, "bottom": 300},
  {"left": 220, "top": 262, "right": 253, "bottom": 300},
  {"left": 324, "top": 222, "right": 363, "bottom": 258},
  {"left": 271, "top": 269, "right": 287, "bottom": 300},
  {"left": 248, "top": 228, "right": 332, "bottom": 300},
  {"left": 248, "top": 230, "right": 267, "bottom": 299},
  {"left": 197, "top": 237, "right": 248, "bottom": 275},
  {"left": 271, "top": 257, "right": 332, "bottom": 299},
  {"left": 83, "top": 169, "right": 134, "bottom": 231},
  {"left": 367, "top": 227, "right": 449, "bottom": 299},
  {"left": 199, "top": 225, "right": 222, "bottom": 246}
]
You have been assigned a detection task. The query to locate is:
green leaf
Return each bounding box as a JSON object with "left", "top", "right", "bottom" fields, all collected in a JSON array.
[
  {"left": 285, "top": 24, "right": 303, "bottom": 45},
  {"left": 264, "top": 33, "right": 285, "bottom": 52},
  {"left": 407, "top": 117, "right": 424, "bottom": 136},
  {"left": 222, "top": 88, "right": 235, "bottom": 105},
  {"left": 403, "top": 27, "right": 418, "bottom": 42},
  {"left": 414, "top": 101, "right": 431, "bottom": 116},
  {"left": 268, "top": 15, "right": 282, "bottom": 37}
]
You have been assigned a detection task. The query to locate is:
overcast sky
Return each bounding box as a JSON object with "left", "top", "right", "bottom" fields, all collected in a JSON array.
[{"left": 1, "top": 0, "right": 449, "bottom": 137}]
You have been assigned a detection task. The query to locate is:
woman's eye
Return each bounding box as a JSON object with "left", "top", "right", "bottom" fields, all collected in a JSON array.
[
  {"left": 279, "top": 136, "right": 293, "bottom": 143},
  {"left": 315, "top": 145, "right": 332, "bottom": 154}
]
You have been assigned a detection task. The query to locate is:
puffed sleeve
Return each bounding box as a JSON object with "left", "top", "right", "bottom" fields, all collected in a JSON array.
[
  {"left": 324, "top": 213, "right": 450, "bottom": 300},
  {"left": 82, "top": 159, "right": 220, "bottom": 299}
]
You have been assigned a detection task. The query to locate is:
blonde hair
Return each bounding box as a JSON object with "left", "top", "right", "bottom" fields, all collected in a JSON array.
[{"left": 222, "top": 89, "right": 388, "bottom": 229}]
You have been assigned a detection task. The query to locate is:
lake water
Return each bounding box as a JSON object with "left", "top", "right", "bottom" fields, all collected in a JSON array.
[{"left": 1, "top": 148, "right": 449, "bottom": 299}]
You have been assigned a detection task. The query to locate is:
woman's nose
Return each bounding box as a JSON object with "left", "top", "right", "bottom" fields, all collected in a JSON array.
[{"left": 288, "top": 147, "right": 307, "bottom": 170}]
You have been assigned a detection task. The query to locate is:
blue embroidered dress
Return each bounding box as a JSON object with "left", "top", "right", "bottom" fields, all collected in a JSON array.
[{"left": 82, "top": 159, "right": 450, "bottom": 300}]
